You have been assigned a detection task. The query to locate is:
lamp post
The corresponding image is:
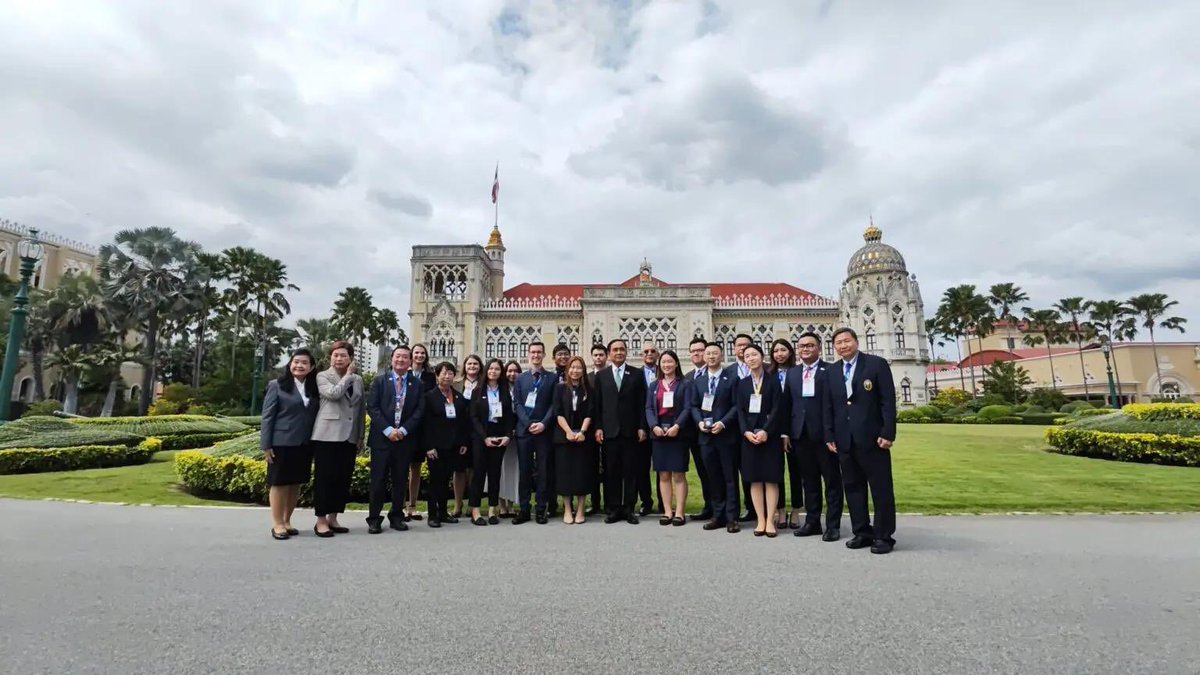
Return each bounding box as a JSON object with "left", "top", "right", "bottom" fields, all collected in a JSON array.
[
  {"left": 249, "top": 338, "right": 265, "bottom": 415},
  {"left": 0, "top": 229, "right": 45, "bottom": 423},
  {"left": 1101, "top": 338, "right": 1119, "bottom": 409}
]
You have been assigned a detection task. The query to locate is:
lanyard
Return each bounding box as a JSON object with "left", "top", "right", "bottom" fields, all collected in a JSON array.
[{"left": 751, "top": 372, "right": 763, "bottom": 395}]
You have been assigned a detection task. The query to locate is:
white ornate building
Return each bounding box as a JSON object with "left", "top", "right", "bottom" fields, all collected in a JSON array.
[{"left": 410, "top": 222, "right": 930, "bottom": 406}]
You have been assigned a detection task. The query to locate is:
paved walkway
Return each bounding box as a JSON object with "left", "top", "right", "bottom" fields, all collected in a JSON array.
[{"left": 1, "top": 499, "right": 1198, "bottom": 674}]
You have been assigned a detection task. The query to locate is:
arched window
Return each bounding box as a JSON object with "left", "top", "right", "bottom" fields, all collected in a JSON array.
[
  {"left": 901, "top": 377, "right": 912, "bottom": 404},
  {"left": 1160, "top": 382, "right": 1182, "bottom": 399},
  {"left": 865, "top": 330, "right": 877, "bottom": 352},
  {"left": 16, "top": 377, "right": 32, "bottom": 403},
  {"left": 129, "top": 385, "right": 141, "bottom": 402}
]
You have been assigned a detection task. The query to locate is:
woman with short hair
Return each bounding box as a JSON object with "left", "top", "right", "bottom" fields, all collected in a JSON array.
[
  {"left": 310, "top": 341, "right": 365, "bottom": 536},
  {"left": 422, "top": 361, "right": 470, "bottom": 527},
  {"left": 261, "top": 348, "right": 319, "bottom": 540}
]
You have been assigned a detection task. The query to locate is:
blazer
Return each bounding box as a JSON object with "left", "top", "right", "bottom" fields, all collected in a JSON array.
[
  {"left": 512, "top": 369, "right": 558, "bottom": 437},
  {"left": 691, "top": 368, "right": 739, "bottom": 444},
  {"left": 592, "top": 362, "right": 648, "bottom": 439},
  {"left": 553, "top": 381, "right": 594, "bottom": 444},
  {"left": 784, "top": 360, "right": 832, "bottom": 443},
  {"left": 311, "top": 367, "right": 365, "bottom": 444},
  {"left": 645, "top": 376, "right": 695, "bottom": 437},
  {"left": 260, "top": 378, "right": 319, "bottom": 450},
  {"left": 735, "top": 371, "right": 787, "bottom": 439},
  {"left": 409, "top": 368, "right": 437, "bottom": 392},
  {"left": 823, "top": 351, "right": 897, "bottom": 451},
  {"left": 469, "top": 383, "right": 516, "bottom": 443},
  {"left": 366, "top": 369, "right": 426, "bottom": 450},
  {"left": 422, "top": 387, "right": 471, "bottom": 451}
]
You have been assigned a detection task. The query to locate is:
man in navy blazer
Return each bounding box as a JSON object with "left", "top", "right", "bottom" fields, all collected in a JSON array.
[
  {"left": 512, "top": 341, "right": 558, "bottom": 524},
  {"left": 692, "top": 341, "right": 742, "bottom": 533},
  {"left": 782, "top": 331, "right": 843, "bottom": 541},
  {"left": 365, "top": 345, "right": 426, "bottom": 534},
  {"left": 721, "top": 332, "right": 755, "bottom": 523},
  {"left": 823, "top": 327, "right": 897, "bottom": 554}
]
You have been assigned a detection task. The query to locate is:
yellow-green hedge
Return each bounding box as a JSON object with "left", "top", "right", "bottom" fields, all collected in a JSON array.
[
  {"left": 176, "top": 450, "right": 380, "bottom": 504},
  {"left": 0, "top": 438, "right": 161, "bottom": 475},
  {"left": 1122, "top": 403, "right": 1200, "bottom": 421},
  {"left": 1045, "top": 427, "right": 1200, "bottom": 467}
]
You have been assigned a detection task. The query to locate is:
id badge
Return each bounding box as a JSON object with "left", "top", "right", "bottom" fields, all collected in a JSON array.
[
  {"left": 662, "top": 390, "right": 675, "bottom": 409},
  {"left": 462, "top": 386, "right": 473, "bottom": 400},
  {"left": 445, "top": 403, "right": 457, "bottom": 419},
  {"left": 802, "top": 377, "right": 815, "bottom": 398},
  {"left": 524, "top": 391, "right": 537, "bottom": 409},
  {"left": 393, "top": 409, "right": 403, "bottom": 428},
  {"left": 489, "top": 399, "right": 503, "bottom": 419},
  {"left": 701, "top": 394, "right": 714, "bottom": 412},
  {"left": 748, "top": 394, "right": 762, "bottom": 414}
]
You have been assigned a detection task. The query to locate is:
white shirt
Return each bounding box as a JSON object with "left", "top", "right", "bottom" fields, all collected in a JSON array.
[
  {"left": 737, "top": 361, "right": 750, "bottom": 379},
  {"left": 295, "top": 379, "right": 309, "bottom": 407}
]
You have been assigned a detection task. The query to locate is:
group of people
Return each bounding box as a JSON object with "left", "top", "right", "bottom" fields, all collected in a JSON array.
[{"left": 259, "top": 326, "right": 899, "bottom": 554}]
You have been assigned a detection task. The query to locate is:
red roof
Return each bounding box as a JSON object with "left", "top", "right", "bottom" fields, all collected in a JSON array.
[{"left": 504, "top": 276, "right": 817, "bottom": 300}]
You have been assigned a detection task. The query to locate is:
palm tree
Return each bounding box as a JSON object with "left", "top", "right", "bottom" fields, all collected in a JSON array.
[
  {"left": 220, "top": 246, "right": 261, "bottom": 379},
  {"left": 1127, "top": 293, "right": 1188, "bottom": 396},
  {"left": 987, "top": 283, "right": 1029, "bottom": 326},
  {"left": 23, "top": 290, "right": 53, "bottom": 401},
  {"left": 1022, "top": 308, "right": 1064, "bottom": 390},
  {"left": 1089, "top": 300, "right": 1132, "bottom": 403},
  {"left": 186, "top": 252, "right": 225, "bottom": 388},
  {"left": 939, "top": 285, "right": 990, "bottom": 398},
  {"left": 93, "top": 337, "right": 143, "bottom": 417},
  {"left": 332, "top": 287, "right": 377, "bottom": 357},
  {"left": 99, "top": 227, "right": 200, "bottom": 415},
  {"left": 924, "top": 316, "right": 946, "bottom": 395},
  {"left": 45, "top": 344, "right": 92, "bottom": 414},
  {"left": 246, "top": 255, "right": 298, "bottom": 385},
  {"left": 47, "top": 272, "right": 109, "bottom": 345},
  {"left": 1054, "top": 297, "right": 1094, "bottom": 399}
]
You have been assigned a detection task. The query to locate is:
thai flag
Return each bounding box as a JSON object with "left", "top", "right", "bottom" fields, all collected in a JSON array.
[{"left": 491, "top": 163, "right": 499, "bottom": 204}]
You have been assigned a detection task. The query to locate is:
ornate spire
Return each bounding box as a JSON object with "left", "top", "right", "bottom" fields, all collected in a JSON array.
[
  {"left": 863, "top": 215, "right": 882, "bottom": 242},
  {"left": 486, "top": 224, "right": 504, "bottom": 249}
]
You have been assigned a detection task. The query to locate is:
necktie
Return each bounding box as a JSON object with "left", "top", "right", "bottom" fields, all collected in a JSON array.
[
  {"left": 614, "top": 366, "right": 623, "bottom": 389},
  {"left": 708, "top": 374, "right": 717, "bottom": 396},
  {"left": 843, "top": 361, "right": 852, "bottom": 381},
  {"left": 394, "top": 374, "right": 406, "bottom": 425}
]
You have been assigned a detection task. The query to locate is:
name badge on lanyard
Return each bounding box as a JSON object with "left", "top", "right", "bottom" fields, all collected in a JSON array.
[
  {"left": 662, "top": 387, "right": 675, "bottom": 410},
  {"left": 445, "top": 402, "right": 457, "bottom": 419},
  {"left": 701, "top": 394, "right": 714, "bottom": 412},
  {"left": 488, "top": 392, "right": 503, "bottom": 420},
  {"left": 524, "top": 391, "right": 538, "bottom": 409},
  {"left": 749, "top": 374, "right": 763, "bottom": 414}
]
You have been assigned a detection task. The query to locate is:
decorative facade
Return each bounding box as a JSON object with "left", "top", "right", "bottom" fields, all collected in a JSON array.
[{"left": 410, "top": 222, "right": 930, "bottom": 406}]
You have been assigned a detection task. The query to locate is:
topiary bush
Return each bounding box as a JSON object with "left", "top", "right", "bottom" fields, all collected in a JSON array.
[
  {"left": 222, "top": 415, "right": 262, "bottom": 429},
  {"left": 1060, "top": 401, "right": 1094, "bottom": 414},
  {"left": 67, "top": 415, "right": 249, "bottom": 437},
  {"left": 912, "top": 405, "right": 942, "bottom": 420},
  {"left": 1045, "top": 427, "right": 1200, "bottom": 467},
  {"left": 175, "top": 450, "right": 372, "bottom": 505},
  {"left": 1020, "top": 412, "right": 1068, "bottom": 425},
  {"left": 158, "top": 431, "right": 253, "bottom": 451},
  {"left": 1073, "top": 408, "right": 1116, "bottom": 418},
  {"left": 977, "top": 405, "right": 1015, "bottom": 420},
  {"left": 1122, "top": 403, "right": 1200, "bottom": 421},
  {"left": 931, "top": 389, "right": 972, "bottom": 410},
  {"left": 21, "top": 400, "right": 63, "bottom": 418},
  {"left": 897, "top": 410, "right": 935, "bottom": 423},
  {"left": 0, "top": 425, "right": 143, "bottom": 450},
  {"left": 1023, "top": 404, "right": 1047, "bottom": 414},
  {"left": 1012, "top": 403, "right": 1029, "bottom": 414},
  {"left": 0, "top": 438, "right": 160, "bottom": 475}
]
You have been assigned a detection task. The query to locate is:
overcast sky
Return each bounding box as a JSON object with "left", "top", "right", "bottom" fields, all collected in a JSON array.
[{"left": 2, "top": 0, "right": 1197, "bottom": 338}]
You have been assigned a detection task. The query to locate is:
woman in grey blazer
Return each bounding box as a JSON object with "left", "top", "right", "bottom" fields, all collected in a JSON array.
[
  {"left": 261, "top": 348, "right": 320, "bottom": 540},
  {"left": 310, "top": 341, "right": 365, "bottom": 537}
]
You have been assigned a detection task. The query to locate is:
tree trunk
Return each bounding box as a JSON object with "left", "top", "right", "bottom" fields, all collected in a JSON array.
[
  {"left": 102, "top": 375, "right": 120, "bottom": 417},
  {"left": 192, "top": 308, "right": 208, "bottom": 389},
  {"left": 140, "top": 312, "right": 158, "bottom": 415},
  {"left": 31, "top": 346, "right": 46, "bottom": 401},
  {"left": 63, "top": 374, "right": 80, "bottom": 414},
  {"left": 966, "top": 334, "right": 979, "bottom": 398},
  {"left": 955, "top": 337, "right": 966, "bottom": 393},
  {"left": 1148, "top": 325, "right": 1162, "bottom": 398},
  {"left": 1075, "top": 329, "right": 1090, "bottom": 399},
  {"left": 1111, "top": 344, "right": 1124, "bottom": 406},
  {"left": 1045, "top": 339, "right": 1058, "bottom": 390},
  {"left": 928, "top": 337, "right": 939, "bottom": 394}
]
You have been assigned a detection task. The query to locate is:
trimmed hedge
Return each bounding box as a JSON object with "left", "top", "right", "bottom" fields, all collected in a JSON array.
[
  {"left": 67, "top": 415, "right": 249, "bottom": 437},
  {"left": 1122, "top": 403, "right": 1200, "bottom": 421},
  {"left": 0, "top": 427, "right": 143, "bottom": 450},
  {"left": 1073, "top": 408, "right": 1117, "bottom": 418},
  {"left": 898, "top": 412, "right": 1054, "bottom": 425},
  {"left": 1067, "top": 413, "right": 1200, "bottom": 437},
  {"left": 1045, "top": 427, "right": 1200, "bottom": 467},
  {"left": 1019, "top": 413, "right": 1069, "bottom": 426},
  {"left": 222, "top": 416, "right": 262, "bottom": 429},
  {"left": 175, "top": 450, "right": 371, "bottom": 505},
  {"left": 0, "top": 438, "right": 161, "bottom": 475},
  {"left": 159, "top": 431, "right": 253, "bottom": 451},
  {"left": 977, "top": 405, "right": 1014, "bottom": 420},
  {"left": 1060, "top": 401, "right": 1098, "bottom": 414}
]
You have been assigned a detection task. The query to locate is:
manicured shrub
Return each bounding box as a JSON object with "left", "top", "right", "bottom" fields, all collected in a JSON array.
[
  {"left": 175, "top": 450, "right": 372, "bottom": 505},
  {"left": 1023, "top": 404, "right": 1046, "bottom": 414},
  {"left": 1122, "top": 403, "right": 1200, "bottom": 422},
  {"left": 0, "top": 438, "right": 160, "bottom": 475},
  {"left": 1059, "top": 401, "right": 1094, "bottom": 414},
  {"left": 1019, "top": 413, "right": 1068, "bottom": 425},
  {"left": 1067, "top": 412, "right": 1200, "bottom": 437},
  {"left": 222, "top": 415, "right": 262, "bottom": 429},
  {"left": 67, "top": 415, "right": 249, "bottom": 437},
  {"left": 912, "top": 405, "right": 942, "bottom": 420},
  {"left": 1073, "top": 408, "right": 1116, "bottom": 418},
  {"left": 931, "top": 389, "right": 972, "bottom": 410},
  {"left": 1028, "top": 388, "right": 1068, "bottom": 411},
  {"left": 0, "top": 427, "right": 143, "bottom": 450},
  {"left": 158, "top": 431, "right": 252, "bottom": 451},
  {"left": 148, "top": 399, "right": 185, "bottom": 416},
  {"left": 977, "top": 405, "right": 1015, "bottom": 420},
  {"left": 1012, "top": 403, "right": 1029, "bottom": 414},
  {"left": 897, "top": 410, "right": 934, "bottom": 423},
  {"left": 21, "top": 400, "right": 63, "bottom": 418},
  {"left": 1045, "top": 427, "right": 1200, "bottom": 467}
]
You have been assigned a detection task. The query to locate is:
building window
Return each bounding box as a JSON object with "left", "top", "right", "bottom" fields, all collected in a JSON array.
[
  {"left": 422, "top": 264, "right": 469, "bottom": 301},
  {"left": 865, "top": 331, "right": 877, "bottom": 351},
  {"left": 901, "top": 377, "right": 912, "bottom": 404},
  {"left": 894, "top": 331, "right": 906, "bottom": 351},
  {"left": 618, "top": 317, "right": 678, "bottom": 354},
  {"left": 557, "top": 326, "right": 581, "bottom": 355},
  {"left": 824, "top": 338, "right": 834, "bottom": 358},
  {"left": 1160, "top": 382, "right": 1182, "bottom": 399},
  {"left": 1006, "top": 337, "right": 1016, "bottom": 350}
]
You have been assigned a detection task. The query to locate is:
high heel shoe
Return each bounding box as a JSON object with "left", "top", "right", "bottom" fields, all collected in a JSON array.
[{"left": 313, "top": 525, "right": 334, "bottom": 538}]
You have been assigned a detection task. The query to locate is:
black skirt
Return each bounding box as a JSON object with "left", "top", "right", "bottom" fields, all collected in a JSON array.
[
  {"left": 555, "top": 441, "right": 596, "bottom": 496},
  {"left": 266, "top": 444, "right": 314, "bottom": 486},
  {"left": 739, "top": 438, "right": 784, "bottom": 484}
]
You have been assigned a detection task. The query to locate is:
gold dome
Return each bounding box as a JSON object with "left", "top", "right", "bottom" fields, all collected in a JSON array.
[
  {"left": 846, "top": 219, "right": 906, "bottom": 277},
  {"left": 486, "top": 225, "right": 504, "bottom": 249},
  {"left": 863, "top": 224, "right": 882, "bottom": 242}
]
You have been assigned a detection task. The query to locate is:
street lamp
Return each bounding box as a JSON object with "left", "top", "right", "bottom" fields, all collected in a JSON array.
[
  {"left": 0, "top": 228, "right": 45, "bottom": 423},
  {"left": 1101, "top": 337, "right": 1119, "bottom": 409},
  {"left": 249, "top": 339, "right": 266, "bottom": 415}
]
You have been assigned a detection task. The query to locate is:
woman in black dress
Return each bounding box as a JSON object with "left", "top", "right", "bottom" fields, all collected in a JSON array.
[
  {"left": 421, "top": 361, "right": 470, "bottom": 527},
  {"left": 451, "top": 354, "right": 484, "bottom": 518},
  {"left": 769, "top": 338, "right": 802, "bottom": 529},
  {"left": 260, "top": 348, "right": 319, "bottom": 540},
  {"left": 553, "top": 356, "right": 595, "bottom": 524},
  {"left": 645, "top": 350, "right": 694, "bottom": 526},
  {"left": 736, "top": 344, "right": 788, "bottom": 538},
  {"left": 404, "top": 343, "right": 437, "bottom": 521},
  {"left": 468, "top": 358, "right": 515, "bottom": 525}
]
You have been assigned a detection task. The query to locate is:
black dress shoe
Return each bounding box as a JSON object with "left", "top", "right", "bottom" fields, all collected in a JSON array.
[
  {"left": 513, "top": 510, "right": 531, "bottom": 524},
  {"left": 689, "top": 510, "right": 713, "bottom": 521},
  {"left": 441, "top": 515, "right": 459, "bottom": 524},
  {"left": 658, "top": 516, "right": 672, "bottom": 526},
  {"left": 285, "top": 527, "right": 299, "bottom": 536},
  {"left": 389, "top": 519, "right": 409, "bottom": 532},
  {"left": 330, "top": 525, "right": 350, "bottom": 534},
  {"left": 626, "top": 513, "right": 640, "bottom": 524},
  {"left": 870, "top": 540, "right": 895, "bottom": 555},
  {"left": 753, "top": 528, "right": 766, "bottom": 537},
  {"left": 794, "top": 523, "right": 822, "bottom": 537},
  {"left": 488, "top": 515, "right": 500, "bottom": 525},
  {"left": 535, "top": 511, "right": 548, "bottom": 525},
  {"left": 765, "top": 529, "right": 778, "bottom": 538},
  {"left": 671, "top": 517, "right": 685, "bottom": 527},
  {"left": 604, "top": 512, "right": 623, "bottom": 524},
  {"left": 703, "top": 519, "right": 727, "bottom": 531},
  {"left": 366, "top": 517, "right": 383, "bottom": 535},
  {"left": 428, "top": 518, "right": 441, "bottom": 528},
  {"left": 271, "top": 528, "right": 290, "bottom": 540},
  {"left": 473, "top": 517, "right": 488, "bottom": 526},
  {"left": 409, "top": 513, "right": 423, "bottom": 521},
  {"left": 727, "top": 522, "right": 741, "bottom": 533},
  {"left": 313, "top": 525, "right": 334, "bottom": 538},
  {"left": 822, "top": 528, "right": 841, "bottom": 542},
  {"left": 738, "top": 511, "right": 756, "bottom": 523},
  {"left": 845, "top": 535, "right": 873, "bottom": 549}
]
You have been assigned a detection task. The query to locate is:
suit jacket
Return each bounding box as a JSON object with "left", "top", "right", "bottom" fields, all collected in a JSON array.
[
  {"left": 784, "top": 360, "right": 832, "bottom": 443},
  {"left": 422, "top": 387, "right": 470, "bottom": 451},
  {"left": 469, "top": 383, "right": 516, "bottom": 443},
  {"left": 311, "top": 367, "right": 365, "bottom": 444},
  {"left": 260, "top": 378, "right": 319, "bottom": 450},
  {"left": 645, "top": 377, "right": 695, "bottom": 437},
  {"left": 592, "top": 363, "right": 648, "bottom": 439},
  {"left": 366, "top": 369, "right": 426, "bottom": 450},
  {"left": 823, "top": 351, "right": 897, "bottom": 450},
  {"left": 735, "top": 371, "right": 787, "bottom": 439},
  {"left": 553, "top": 381, "right": 594, "bottom": 444},
  {"left": 512, "top": 369, "right": 558, "bottom": 437},
  {"left": 691, "top": 368, "right": 740, "bottom": 445}
]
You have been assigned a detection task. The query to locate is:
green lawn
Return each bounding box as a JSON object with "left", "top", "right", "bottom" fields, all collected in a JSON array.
[{"left": 0, "top": 426, "right": 1198, "bottom": 513}]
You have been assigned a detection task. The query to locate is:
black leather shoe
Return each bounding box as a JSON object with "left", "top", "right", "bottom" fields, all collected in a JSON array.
[
  {"left": 604, "top": 512, "right": 623, "bottom": 524},
  {"left": 703, "top": 519, "right": 727, "bottom": 531},
  {"left": 794, "top": 523, "right": 822, "bottom": 537},
  {"left": 366, "top": 517, "right": 383, "bottom": 535},
  {"left": 727, "top": 522, "right": 741, "bottom": 533},
  {"left": 473, "top": 517, "right": 487, "bottom": 526},
  {"left": 441, "top": 515, "right": 459, "bottom": 524},
  {"left": 658, "top": 516, "right": 672, "bottom": 526},
  {"left": 822, "top": 528, "right": 841, "bottom": 542},
  {"left": 513, "top": 510, "right": 531, "bottom": 524},
  {"left": 870, "top": 540, "right": 895, "bottom": 555},
  {"left": 638, "top": 505, "right": 653, "bottom": 517},
  {"left": 488, "top": 515, "right": 500, "bottom": 525},
  {"left": 845, "top": 535, "right": 873, "bottom": 549},
  {"left": 285, "top": 527, "right": 299, "bottom": 536},
  {"left": 738, "top": 511, "right": 756, "bottom": 523},
  {"left": 535, "top": 511, "right": 549, "bottom": 525},
  {"left": 314, "top": 525, "right": 334, "bottom": 538},
  {"left": 689, "top": 510, "right": 713, "bottom": 521},
  {"left": 330, "top": 525, "right": 349, "bottom": 534},
  {"left": 671, "top": 517, "right": 685, "bottom": 527},
  {"left": 428, "top": 518, "right": 441, "bottom": 528},
  {"left": 271, "top": 528, "right": 289, "bottom": 540},
  {"left": 389, "top": 519, "right": 409, "bottom": 532},
  {"left": 626, "top": 513, "right": 639, "bottom": 524}
]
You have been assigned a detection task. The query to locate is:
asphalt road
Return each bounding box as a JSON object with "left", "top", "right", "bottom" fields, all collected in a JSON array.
[{"left": 1, "top": 499, "right": 1197, "bottom": 674}]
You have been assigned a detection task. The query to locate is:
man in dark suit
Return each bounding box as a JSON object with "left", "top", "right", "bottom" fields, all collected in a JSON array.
[
  {"left": 783, "top": 331, "right": 843, "bottom": 541},
  {"left": 722, "top": 333, "right": 755, "bottom": 522},
  {"left": 587, "top": 343, "right": 608, "bottom": 516},
  {"left": 685, "top": 336, "right": 713, "bottom": 521},
  {"left": 823, "top": 327, "right": 897, "bottom": 554},
  {"left": 365, "top": 345, "right": 426, "bottom": 534},
  {"left": 512, "top": 341, "right": 557, "bottom": 524},
  {"left": 692, "top": 341, "right": 741, "bottom": 533},
  {"left": 639, "top": 344, "right": 660, "bottom": 516},
  {"left": 593, "top": 338, "right": 648, "bottom": 524}
]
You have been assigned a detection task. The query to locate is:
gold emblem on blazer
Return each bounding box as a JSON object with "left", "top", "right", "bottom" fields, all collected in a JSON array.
[{"left": 863, "top": 379, "right": 874, "bottom": 392}]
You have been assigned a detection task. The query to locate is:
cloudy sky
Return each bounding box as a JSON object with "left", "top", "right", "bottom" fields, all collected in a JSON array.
[{"left": 2, "top": 0, "right": 1198, "bottom": 338}]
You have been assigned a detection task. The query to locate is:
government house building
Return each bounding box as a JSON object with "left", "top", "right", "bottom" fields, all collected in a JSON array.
[{"left": 409, "top": 222, "right": 932, "bottom": 407}]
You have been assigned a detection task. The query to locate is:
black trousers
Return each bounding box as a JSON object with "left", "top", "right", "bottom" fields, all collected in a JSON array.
[
  {"left": 636, "top": 437, "right": 654, "bottom": 508},
  {"left": 368, "top": 443, "right": 411, "bottom": 520},
  {"left": 469, "top": 441, "right": 505, "bottom": 508},
  {"left": 840, "top": 443, "right": 895, "bottom": 542},
  {"left": 426, "top": 447, "right": 454, "bottom": 521},
  {"left": 777, "top": 446, "right": 804, "bottom": 511},
  {"left": 797, "top": 436, "right": 843, "bottom": 529},
  {"left": 517, "top": 433, "right": 552, "bottom": 513},
  {"left": 590, "top": 442, "right": 605, "bottom": 511},
  {"left": 689, "top": 441, "right": 711, "bottom": 513},
  {"left": 604, "top": 436, "right": 640, "bottom": 512},
  {"left": 700, "top": 437, "right": 738, "bottom": 522},
  {"left": 312, "top": 440, "right": 356, "bottom": 517}
]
